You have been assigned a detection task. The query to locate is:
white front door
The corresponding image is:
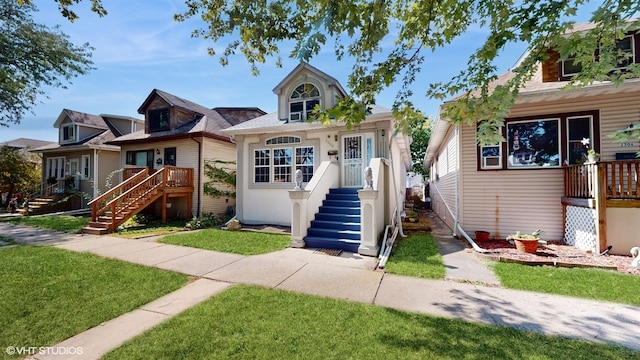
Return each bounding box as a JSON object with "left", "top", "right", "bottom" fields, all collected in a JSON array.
[
  {"left": 341, "top": 135, "right": 364, "bottom": 187},
  {"left": 69, "top": 159, "right": 79, "bottom": 177},
  {"left": 68, "top": 158, "right": 79, "bottom": 190}
]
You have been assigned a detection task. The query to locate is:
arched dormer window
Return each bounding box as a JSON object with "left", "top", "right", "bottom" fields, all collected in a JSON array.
[{"left": 289, "top": 83, "right": 320, "bottom": 122}]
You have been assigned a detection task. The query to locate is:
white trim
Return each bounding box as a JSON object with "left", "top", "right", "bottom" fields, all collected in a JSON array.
[
  {"left": 566, "top": 114, "right": 595, "bottom": 165},
  {"left": 46, "top": 157, "right": 66, "bottom": 180},
  {"left": 69, "top": 158, "right": 79, "bottom": 175},
  {"left": 60, "top": 124, "right": 76, "bottom": 143},
  {"left": 81, "top": 154, "right": 90, "bottom": 179},
  {"left": 480, "top": 145, "right": 502, "bottom": 169}
]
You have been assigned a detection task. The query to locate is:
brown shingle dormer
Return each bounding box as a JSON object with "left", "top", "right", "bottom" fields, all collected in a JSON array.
[{"left": 542, "top": 49, "right": 560, "bottom": 83}]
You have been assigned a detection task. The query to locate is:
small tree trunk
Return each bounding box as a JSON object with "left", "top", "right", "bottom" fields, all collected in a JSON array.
[{"left": 4, "top": 184, "right": 14, "bottom": 207}]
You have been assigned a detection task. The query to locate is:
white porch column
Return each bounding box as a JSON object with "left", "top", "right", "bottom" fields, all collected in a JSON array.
[
  {"left": 358, "top": 189, "right": 380, "bottom": 256},
  {"left": 289, "top": 189, "right": 310, "bottom": 248}
]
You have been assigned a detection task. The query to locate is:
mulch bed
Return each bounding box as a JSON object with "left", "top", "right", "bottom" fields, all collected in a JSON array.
[{"left": 474, "top": 239, "right": 640, "bottom": 276}]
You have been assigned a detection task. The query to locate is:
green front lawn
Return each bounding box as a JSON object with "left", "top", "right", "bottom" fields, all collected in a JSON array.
[
  {"left": 384, "top": 233, "right": 445, "bottom": 279},
  {"left": 492, "top": 261, "right": 640, "bottom": 306},
  {"left": 159, "top": 228, "right": 290, "bottom": 255},
  {"left": 0, "top": 215, "right": 90, "bottom": 233},
  {"left": 0, "top": 245, "right": 188, "bottom": 359},
  {"left": 104, "top": 285, "right": 637, "bottom": 359}
]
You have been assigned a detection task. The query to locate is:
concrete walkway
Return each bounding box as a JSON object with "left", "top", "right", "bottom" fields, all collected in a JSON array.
[
  {"left": 426, "top": 211, "right": 500, "bottom": 285},
  {"left": 0, "top": 221, "right": 638, "bottom": 359}
]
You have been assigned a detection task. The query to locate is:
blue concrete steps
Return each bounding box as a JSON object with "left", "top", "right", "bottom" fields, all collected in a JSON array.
[{"left": 304, "top": 188, "right": 361, "bottom": 253}]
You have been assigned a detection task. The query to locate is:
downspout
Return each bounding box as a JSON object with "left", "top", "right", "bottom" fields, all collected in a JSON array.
[
  {"left": 389, "top": 134, "right": 406, "bottom": 238},
  {"left": 436, "top": 124, "right": 490, "bottom": 254},
  {"left": 93, "top": 149, "right": 99, "bottom": 199},
  {"left": 454, "top": 125, "right": 460, "bottom": 238},
  {"left": 377, "top": 131, "right": 407, "bottom": 269},
  {"left": 190, "top": 137, "right": 202, "bottom": 217},
  {"left": 432, "top": 179, "right": 489, "bottom": 253}
]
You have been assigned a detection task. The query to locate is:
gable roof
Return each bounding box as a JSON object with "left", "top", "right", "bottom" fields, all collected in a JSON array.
[
  {"left": 272, "top": 62, "right": 348, "bottom": 97},
  {"left": 426, "top": 22, "right": 640, "bottom": 168},
  {"left": 0, "top": 138, "right": 55, "bottom": 150},
  {"left": 213, "top": 107, "right": 267, "bottom": 126},
  {"left": 110, "top": 90, "right": 264, "bottom": 144},
  {"left": 222, "top": 104, "right": 393, "bottom": 135},
  {"left": 53, "top": 108, "right": 109, "bottom": 129},
  {"left": 137, "top": 89, "right": 215, "bottom": 117}
]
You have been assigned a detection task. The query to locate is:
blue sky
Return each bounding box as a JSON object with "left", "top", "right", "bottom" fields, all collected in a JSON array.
[{"left": 1, "top": 0, "right": 597, "bottom": 143}]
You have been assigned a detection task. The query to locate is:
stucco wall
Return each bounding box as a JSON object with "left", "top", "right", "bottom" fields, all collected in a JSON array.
[{"left": 236, "top": 120, "right": 399, "bottom": 226}]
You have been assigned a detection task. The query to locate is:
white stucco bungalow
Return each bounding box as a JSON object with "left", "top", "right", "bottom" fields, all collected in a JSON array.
[{"left": 223, "top": 63, "right": 412, "bottom": 256}]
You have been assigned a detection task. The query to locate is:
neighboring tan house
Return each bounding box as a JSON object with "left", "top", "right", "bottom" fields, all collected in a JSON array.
[
  {"left": 86, "top": 89, "right": 265, "bottom": 234},
  {"left": 223, "top": 63, "right": 412, "bottom": 256},
  {"left": 424, "top": 23, "right": 640, "bottom": 256},
  {"left": 33, "top": 109, "right": 143, "bottom": 207}
]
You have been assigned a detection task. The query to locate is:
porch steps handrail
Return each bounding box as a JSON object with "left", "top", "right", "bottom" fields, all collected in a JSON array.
[
  {"left": 88, "top": 168, "right": 149, "bottom": 207},
  {"left": 98, "top": 168, "right": 167, "bottom": 231}
]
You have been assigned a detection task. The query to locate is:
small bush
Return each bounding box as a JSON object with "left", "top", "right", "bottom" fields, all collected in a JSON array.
[{"left": 184, "top": 213, "right": 229, "bottom": 230}]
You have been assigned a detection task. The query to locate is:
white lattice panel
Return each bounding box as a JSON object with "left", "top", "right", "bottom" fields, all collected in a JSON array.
[{"left": 564, "top": 206, "right": 596, "bottom": 252}]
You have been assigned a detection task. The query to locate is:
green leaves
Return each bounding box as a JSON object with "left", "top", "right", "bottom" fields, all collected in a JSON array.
[
  {"left": 39, "top": 1, "right": 639, "bottom": 146},
  {"left": 202, "top": 159, "right": 236, "bottom": 199},
  {"left": 2, "top": 0, "right": 94, "bottom": 127}
]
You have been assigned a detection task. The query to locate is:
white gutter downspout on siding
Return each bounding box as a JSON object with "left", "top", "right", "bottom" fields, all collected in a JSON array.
[
  {"left": 190, "top": 137, "right": 202, "bottom": 218},
  {"left": 452, "top": 124, "right": 490, "bottom": 254},
  {"left": 432, "top": 176, "right": 489, "bottom": 254},
  {"left": 93, "top": 149, "right": 99, "bottom": 199},
  {"left": 454, "top": 125, "right": 460, "bottom": 238}
]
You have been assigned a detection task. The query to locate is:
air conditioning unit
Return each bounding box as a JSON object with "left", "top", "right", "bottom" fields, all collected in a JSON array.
[
  {"left": 483, "top": 156, "right": 501, "bottom": 168},
  {"left": 289, "top": 112, "right": 303, "bottom": 122}
]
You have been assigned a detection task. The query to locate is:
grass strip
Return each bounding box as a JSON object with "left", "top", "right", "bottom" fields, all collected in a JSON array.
[
  {"left": 160, "top": 228, "right": 290, "bottom": 255},
  {"left": 104, "top": 285, "right": 638, "bottom": 359},
  {"left": 0, "top": 215, "right": 90, "bottom": 233},
  {"left": 492, "top": 261, "right": 640, "bottom": 306},
  {"left": 384, "top": 233, "right": 446, "bottom": 279}
]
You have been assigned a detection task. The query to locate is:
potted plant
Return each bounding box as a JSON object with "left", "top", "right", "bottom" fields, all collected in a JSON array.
[
  {"left": 405, "top": 211, "right": 419, "bottom": 223},
  {"left": 581, "top": 138, "right": 599, "bottom": 163},
  {"left": 475, "top": 230, "right": 490, "bottom": 241},
  {"left": 507, "top": 229, "right": 542, "bottom": 254}
]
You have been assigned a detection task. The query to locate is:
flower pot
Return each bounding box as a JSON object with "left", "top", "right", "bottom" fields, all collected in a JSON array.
[
  {"left": 513, "top": 238, "right": 539, "bottom": 253},
  {"left": 475, "top": 231, "right": 490, "bottom": 241}
]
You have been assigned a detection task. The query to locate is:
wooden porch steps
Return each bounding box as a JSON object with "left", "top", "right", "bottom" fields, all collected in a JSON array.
[
  {"left": 82, "top": 189, "right": 162, "bottom": 235},
  {"left": 82, "top": 166, "right": 194, "bottom": 235}
]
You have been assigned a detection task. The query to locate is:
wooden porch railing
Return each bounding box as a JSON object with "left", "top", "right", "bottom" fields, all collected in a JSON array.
[
  {"left": 564, "top": 160, "right": 640, "bottom": 200},
  {"left": 123, "top": 167, "right": 147, "bottom": 180},
  {"left": 88, "top": 166, "right": 193, "bottom": 231},
  {"left": 100, "top": 169, "right": 165, "bottom": 231},
  {"left": 164, "top": 166, "right": 193, "bottom": 188},
  {"left": 88, "top": 168, "right": 150, "bottom": 222}
]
